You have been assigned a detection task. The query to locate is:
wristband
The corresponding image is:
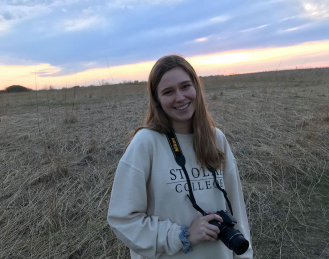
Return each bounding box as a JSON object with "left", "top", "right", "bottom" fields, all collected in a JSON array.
[{"left": 179, "top": 226, "right": 193, "bottom": 254}]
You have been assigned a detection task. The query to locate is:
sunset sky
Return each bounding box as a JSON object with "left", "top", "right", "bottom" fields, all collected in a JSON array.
[{"left": 0, "top": 0, "right": 329, "bottom": 90}]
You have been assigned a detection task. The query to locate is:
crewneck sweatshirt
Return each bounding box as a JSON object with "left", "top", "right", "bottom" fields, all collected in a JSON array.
[{"left": 107, "top": 128, "right": 253, "bottom": 259}]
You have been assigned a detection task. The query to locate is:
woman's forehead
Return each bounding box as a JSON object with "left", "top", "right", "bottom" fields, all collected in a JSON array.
[{"left": 158, "top": 67, "right": 192, "bottom": 89}]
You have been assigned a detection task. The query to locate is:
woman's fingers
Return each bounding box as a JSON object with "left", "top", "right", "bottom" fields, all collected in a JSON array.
[
  {"left": 203, "top": 213, "right": 223, "bottom": 223},
  {"left": 204, "top": 228, "right": 218, "bottom": 240},
  {"left": 188, "top": 213, "right": 222, "bottom": 246},
  {"left": 207, "top": 222, "right": 220, "bottom": 234}
]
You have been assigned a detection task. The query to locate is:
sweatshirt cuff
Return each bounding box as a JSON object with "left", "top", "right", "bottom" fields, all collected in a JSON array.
[{"left": 169, "top": 223, "right": 183, "bottom": 254}]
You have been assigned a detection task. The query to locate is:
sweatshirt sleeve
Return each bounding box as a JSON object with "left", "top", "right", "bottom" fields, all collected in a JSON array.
[
  {"left": 217, "top": 129, "right": 253, "bottom": 259},
  {"left": 107, "top": 130, "right": 183, "bottom": 259}
]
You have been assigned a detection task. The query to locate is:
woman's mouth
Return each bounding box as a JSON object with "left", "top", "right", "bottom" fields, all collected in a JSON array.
[{"left": 174, "top": 103, "right": 190, "bottom": 110}]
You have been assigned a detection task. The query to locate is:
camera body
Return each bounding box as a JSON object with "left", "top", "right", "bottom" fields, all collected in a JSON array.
[{"left": 209, "top": 210, "right": 249, "bottom": 255}]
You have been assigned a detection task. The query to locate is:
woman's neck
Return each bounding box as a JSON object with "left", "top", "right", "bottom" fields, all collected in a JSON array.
[{"left": 172, "top": 121, "right": 193, "bottom": 134}]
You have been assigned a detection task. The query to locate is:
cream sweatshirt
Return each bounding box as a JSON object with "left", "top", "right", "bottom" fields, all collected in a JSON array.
[{"left": 107, "top": 128, "right": 253, "bottom": 259}]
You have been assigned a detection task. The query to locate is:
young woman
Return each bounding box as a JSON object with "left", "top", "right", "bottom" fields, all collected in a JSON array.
[{"left": 107, "top": 55, "right": 253, "bottom": 259}]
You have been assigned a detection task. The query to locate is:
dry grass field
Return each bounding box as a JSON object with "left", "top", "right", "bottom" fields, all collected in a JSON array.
[{"left": 0, "top": 68, "right": 329, "bottom": 258}]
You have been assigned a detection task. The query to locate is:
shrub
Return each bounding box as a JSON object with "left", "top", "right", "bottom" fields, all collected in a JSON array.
[{"left": 5, "top": 85, "right": 31, "bottom": 93}]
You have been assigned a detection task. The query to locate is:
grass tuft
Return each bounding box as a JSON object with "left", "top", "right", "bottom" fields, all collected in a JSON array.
[{"left": 64, "top": 112, "right": 78, "bottom": 124}]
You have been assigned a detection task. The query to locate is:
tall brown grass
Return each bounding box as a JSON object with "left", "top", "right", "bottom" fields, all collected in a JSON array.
[{"left": 0, "top": 68, "right": 328, "bottom": 258}]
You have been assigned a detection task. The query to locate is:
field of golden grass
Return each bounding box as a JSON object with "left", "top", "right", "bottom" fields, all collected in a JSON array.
[{"left": 1, "top": 68, "right": 329, "bottom": 258}]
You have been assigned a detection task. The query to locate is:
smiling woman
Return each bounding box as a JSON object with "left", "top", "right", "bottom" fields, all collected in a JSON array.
[
  {"left": 156, "top": 67, "right": 196, "bottom": 134},
  {"left": 107, "top": 55, "right": 253, "bottom": 259}
]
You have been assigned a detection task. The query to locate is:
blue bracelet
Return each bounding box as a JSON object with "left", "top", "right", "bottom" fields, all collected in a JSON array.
[{"left": 179, "top": 226, "right": 193, "bottom": 254}]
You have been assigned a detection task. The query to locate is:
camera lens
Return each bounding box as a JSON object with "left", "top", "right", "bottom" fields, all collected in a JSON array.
[
  {"left": 220, "top": 227, "right": 249, "bottom": 255},
  {"left": 229, "top": 234, "right": 249, "bottom": 255}
]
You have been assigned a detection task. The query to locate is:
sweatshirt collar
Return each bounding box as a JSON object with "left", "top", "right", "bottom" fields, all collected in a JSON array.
[{"left": 175, "top": 132, "right": 194, "bottom": 142}]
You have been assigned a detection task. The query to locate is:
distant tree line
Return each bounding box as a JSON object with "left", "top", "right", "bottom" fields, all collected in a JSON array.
[
  {"left": 0, "top": 85, "right": 32, "bottom": 94},
  {"left": 118, "top": 80, "right": 147, "bottom": 85}
]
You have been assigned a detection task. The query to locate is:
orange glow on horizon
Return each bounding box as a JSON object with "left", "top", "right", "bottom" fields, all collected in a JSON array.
[
  {"left": 1, "top": 40, "right": 328, "bottom": 90},
  {"left": 189, "top": 41, "right": 329, "bottom": 67}
]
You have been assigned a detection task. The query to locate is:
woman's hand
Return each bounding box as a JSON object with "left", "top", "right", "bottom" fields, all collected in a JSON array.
[{"left": 187, "top": 211, "right": 223, "bottom": 247}]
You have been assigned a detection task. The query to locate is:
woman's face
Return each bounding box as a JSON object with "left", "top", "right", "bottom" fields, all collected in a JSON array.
[{"left": 156, "top": 67, "right": 196, "bottom": 129}]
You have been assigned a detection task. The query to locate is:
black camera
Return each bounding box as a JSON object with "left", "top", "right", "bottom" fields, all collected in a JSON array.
[{"left": 209, "top": 210, "right": 249, "bottom": 255}]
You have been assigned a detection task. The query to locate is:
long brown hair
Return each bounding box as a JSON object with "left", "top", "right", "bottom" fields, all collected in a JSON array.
[{"left": 129, "top": 54, "right": 224, "bottom": 169}]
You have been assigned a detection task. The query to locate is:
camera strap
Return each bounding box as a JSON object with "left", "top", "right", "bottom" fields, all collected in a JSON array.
[
  {"left": 165, "top": 129, "right": 233, "bottom": 216},
  {"left": 165, "top": 130, "right": 206, "bottom": 216},
  {"left": 207, "top": 167, "right": 233, "bottom": 216}
]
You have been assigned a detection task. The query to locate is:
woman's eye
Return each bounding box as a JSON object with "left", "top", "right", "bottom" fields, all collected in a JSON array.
[
  {"left": 182, "top": 84, "right": 191, "bottom": 89},
  {"left": 164, "top": 90, "right": 173, "bottom": 95}
]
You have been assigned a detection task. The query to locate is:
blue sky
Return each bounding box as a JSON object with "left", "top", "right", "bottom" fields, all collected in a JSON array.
[{"left": 0, "top": 0, "right": 329, "bottom": 88}]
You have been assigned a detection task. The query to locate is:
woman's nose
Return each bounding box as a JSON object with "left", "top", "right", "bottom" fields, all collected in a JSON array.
[{"left": 175, "top": 90, "right": 185, "bottom": 102}]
